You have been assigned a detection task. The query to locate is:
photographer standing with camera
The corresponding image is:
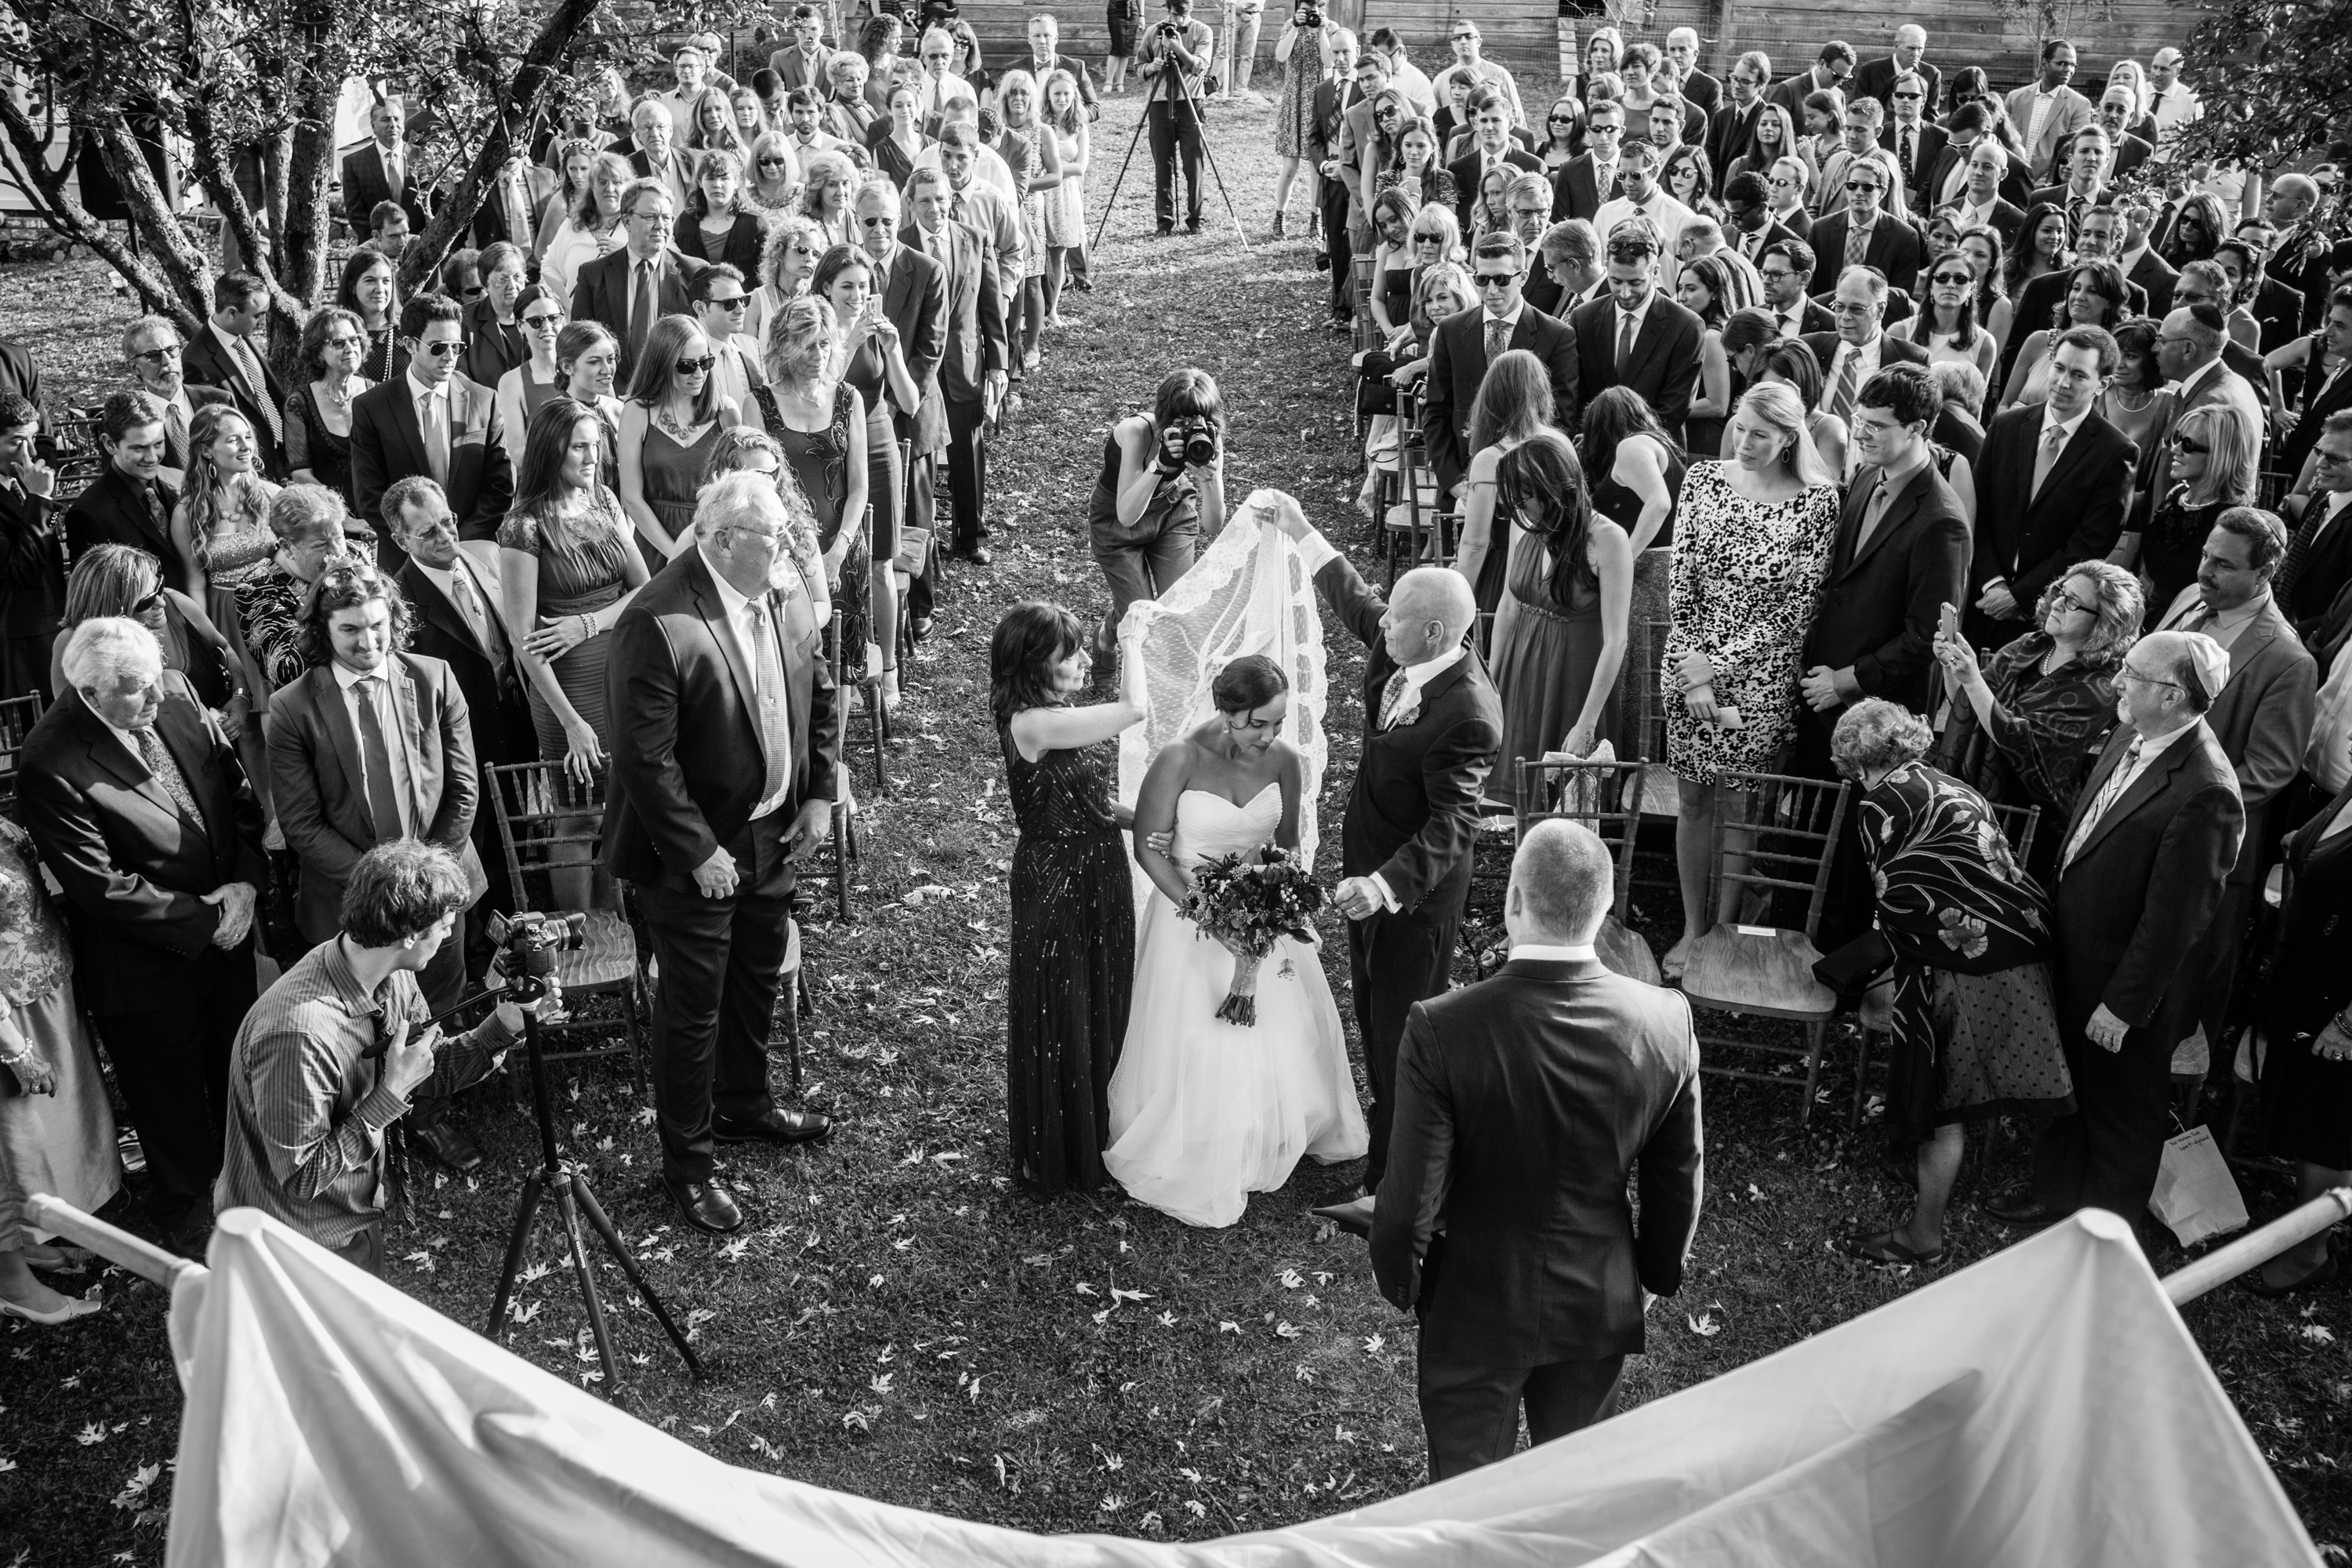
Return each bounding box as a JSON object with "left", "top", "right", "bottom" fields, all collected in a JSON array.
[
  {"left": 214, "top": 841, "right": 557, "bottom": 1276},
  {"left": 1088, "top": 368, "right": 1228, "bottom": 657},
  {"left": 1139, "top": 0, "right": 1218, "bottom": 234}
]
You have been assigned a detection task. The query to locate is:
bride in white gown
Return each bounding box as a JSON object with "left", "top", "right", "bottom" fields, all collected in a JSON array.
[{"left": 1103, "top": 655, "right": 1368, "bottom": 1228}]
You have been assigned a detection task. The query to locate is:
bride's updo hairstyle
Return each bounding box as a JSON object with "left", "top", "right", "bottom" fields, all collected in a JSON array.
[
  {"left": 991, "top": 600, "right": 1087, "bottom": 724},
  {"left": 1210, "top": 653, "right": 1288, "bottom": 716}
]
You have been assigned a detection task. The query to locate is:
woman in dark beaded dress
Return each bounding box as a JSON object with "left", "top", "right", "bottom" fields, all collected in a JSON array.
[{"left": 993, "top": 601, "right": 1146, "bottom": 1198}]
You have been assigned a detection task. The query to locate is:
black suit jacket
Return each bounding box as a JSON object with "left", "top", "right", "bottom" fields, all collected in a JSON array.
[
  {"left": 181, "top": 325, "right": 290, "bottom": 481},
  {"left": 1315, "top": 554, "right": 1501, "bottom": 913},
  {"left": 17, "top": 684, "right": 267, "bottom": 1014},
  {"left": 1571, "top": 292, "right": 1706, "bottom": 441},
  {"left": 1420, "top": 304, "right": 1581, "bottom": 496},
  {"left": 602, "top": 547, "right": 838, "bottom": 893},
  {"left": 1799, "top": 461, "right": 1969, "bottom": 717},
  {"left": 265, "top": 653, "right": 483, "bottom": 942},
  {"left": 1704, "top": 100, "right": 1762, "bottom": 177},
  {"left": 2125, "top": 246, "right": 2179, "bottom": 319},
  {"left": 0, "top": 479, "right": 65, "bottom": 670},
  {"left": 2251, "top": 277, "right": 2304, "bottom": 357},
  {"left": 1803, "top": 211, "right": 1926, "bottom": 296},
  {"left": 1678, "top": 69, "right": 1722, "bottom": 117},
  {"left": 143, "top": 384, "right": 236, "bottom": 477},
  {"left": 568, "top": 248, "right": 708, "bottom": 381},
  {"left": 1798, "top": 332, "right": 1932, "bottom": 412},
  {"left": 347, "top": 374, "right": 513, "bottom": 563},
  {"left": 2053, "top": 722, "right": 2243, "bottom": 1041},
  {"left": 1548, "top": 151, "right": 1620, "bottom": 224},
  {"left": 340, "top": 143, "right": 432, "bottom": 239},
  {"left": 672, "top": 211, "right": 766, "bottom": 279},
  {"left": 1965, "top": 403, "right": 2136, "bottom": 649},
  {"left": 1448, "top": 146, "right": 1543, "bottom": 234},
  {"left": 2282, "top": 364, "right": 2352, "bottom": 495},
  {"left": 869, "top": 241, "right": 947, "bottom": 445},
  {"left": 906, "top": 220, "right": 1004, "bottom": 416},
  {"left": 1935, "top": 197, "right": 2026, "bottom": 252},
  {"left": 396, "top": 554, "right": 535, "bottom": 769},
  {"left": 458, "top": 296, "right": 527, "bottom": 393},
  {"left": 1370, "top": 956, "right": 1702, "bottom": 1364},
  {"left": 1878, "top": 121, "right": 1947, "bottom": 206},
  {"left": 1853, "top": 55, "right": 1941, "bottom": 117},
  {"left": 1723, "top": 219, "right": 1800, "bottom": 272},
  {"left": 1776, "top": 297, "right": 1838, "bottom": 339},
  {"left": 62, "top": 466, "right": 178, "bottom": 567}
]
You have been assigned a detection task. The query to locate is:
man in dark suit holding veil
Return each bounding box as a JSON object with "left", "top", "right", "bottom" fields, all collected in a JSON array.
[
  {"left": 1265, "top": 498, "right": 1501, "bottom": 1227},
  {"left": 1373, "top": 819, "right": 1703, "bottom": 1479},
  {"left": 604, "top": 473, "right": 839, "bottom": 1236}
]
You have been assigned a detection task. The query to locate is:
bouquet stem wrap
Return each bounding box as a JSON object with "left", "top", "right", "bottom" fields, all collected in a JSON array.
[
  {"left": 1186, "top": 847, "right": 1323, "bottom": 1030},
  {"left": 1217, "top": 948, "right": 1264, "bottom": 1026}
]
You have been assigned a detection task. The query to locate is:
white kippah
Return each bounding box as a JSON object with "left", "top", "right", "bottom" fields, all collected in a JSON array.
[{"left": 2176, "top": 630, "right": 2231, "bottom": 706}]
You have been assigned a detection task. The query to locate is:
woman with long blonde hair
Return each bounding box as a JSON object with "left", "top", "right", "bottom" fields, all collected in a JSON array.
[
  {"left": 764, "top": 293, "right": 873, "bottom": 677},
  {"left": 169, "top": 405, "right": 279, "bottom": 604}
]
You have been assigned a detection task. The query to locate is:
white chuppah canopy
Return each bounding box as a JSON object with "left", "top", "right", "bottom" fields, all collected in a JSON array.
[{"left": 162, "top": 1207, "right": 2318, "bottom": 1565}]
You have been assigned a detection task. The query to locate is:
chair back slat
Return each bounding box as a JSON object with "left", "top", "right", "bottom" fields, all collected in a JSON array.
[
  {"left": 0, "top": 691, "right": 45, "bottom": 809},
  {"left": 1515, "top": 758, "right": 1647, "bottom": 909},
  {"left": 1708, "top": 771, "right": 1851, "bottom": 943},
  {"left": 485, "top": 760, "right": 608, "bottom": 912},
  {"left": 1988, "top": 800, "right": 2041, "bottom": 866}
]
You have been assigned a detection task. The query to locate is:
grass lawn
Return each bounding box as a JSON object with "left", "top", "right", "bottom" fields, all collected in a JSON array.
[{"left": 3, "top": 90, "right": 2349, "bottom": 1566}]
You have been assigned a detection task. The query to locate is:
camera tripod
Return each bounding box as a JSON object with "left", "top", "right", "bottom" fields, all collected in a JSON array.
[
  {"left": 485, "top": 985, "right": 706, "bottom": 1392},
  {"left": 1092, "top": 31, "right": 1251, "bottom": 253}
]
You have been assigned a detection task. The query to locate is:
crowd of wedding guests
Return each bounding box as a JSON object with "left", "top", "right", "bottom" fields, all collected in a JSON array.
[{"left": 1283, "top": 19, "right": 2352, "bottom": 1287}]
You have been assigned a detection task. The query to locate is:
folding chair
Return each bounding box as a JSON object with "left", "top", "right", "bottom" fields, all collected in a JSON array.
[
  {"left": 891, "top": 437, "right": 919, "bottom": 694},
  {"left": 0, "top": 692, "right": 44, "bottom": 812},
  {"left": 1515, "top": 757, "right": 1657, "bottom": 983},
  {"left": 51, "top": 409, "right": 105, "bottom": 502},
  {"left": 1849, "top": 800, "right": 2042, "bottom": 1127},
  {"left": 1382, "top": 409, "right": 1452, "bottom": 585},
  {"left": 1678, "top": 771, "right": 1853, "bottom": 1122},
  {"left": 482, "top": 761, "right": 648, "bottom": 1092},
  {"left": 1350, "top": 253, "right": 1376, "bottom": 323},
  {"left": 838, "top": 505, "right": 889, "bottom": 794}
]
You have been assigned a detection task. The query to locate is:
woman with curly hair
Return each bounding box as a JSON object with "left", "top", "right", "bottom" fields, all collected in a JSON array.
[
  {"left": 799, "top": 147, "right": 860, "bottom": 249},
  {"left": 169, "top": 405, "right": 279, "bottom": 609},
  {"left": 745, "top": 213, "right": 829, "bottom": 346},
  {"left": 233, "top": 485, "right": 358, "bottom": 701},
  {"left": 539, "top": 151, "right": 632, "bottom": 307},
  {"left": 1831, "top": 697, "right": 2071, "bottom": 1269}
]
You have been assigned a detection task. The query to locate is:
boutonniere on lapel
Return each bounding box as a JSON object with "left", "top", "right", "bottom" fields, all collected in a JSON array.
[{"left": 1386, "top": 691, "right": 1424, "bottom": 731}]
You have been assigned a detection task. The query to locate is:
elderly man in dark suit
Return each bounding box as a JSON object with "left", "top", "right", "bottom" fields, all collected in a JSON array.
[
  {"left": 341, "top": 94, "right": 431, "bottom": 241},
  {"left": 1420, "top": 232, "right": 1580, "bottom": 505},
  {"left": 570, "top": 178, "right": 706, "bottom": 381},
  {"left": 604, "top": 473, "right": 840, "bottom": 1236},
  {"left": 1569, "top": 216, "right": 1704, "bottom": 441},
  {"left": 348, "top": 294, "right": 512, "bottom": 573},
  {"left": 1990, "top": 630, "right": 2244, "bottom": 1234},
  {"left": 1805, "top": 155, "right": 1924, "bottom": 296},
  {"left": 2149, "top": 510, "right": 2318, "bottom": 1069},
  {"left": 1803, "top": 265, "right": 1931, "bottom": 426},
  {"left": 62, "top": 390, "right": 179, "bottom": 566},
  {"left": 1963, "top": 325, "right": 2137, "bottom": 652},
  {"left": 902, "top": 167, "right": 1006, "bottom": 601},
  {"left": 18, "top": 617, "right": 266, "bottom": 1251},
  {"left": 1549, "top": 97, "right": 1625, "bottom": 224},
  {"left": 1264, "top": 501, "right": 1501, "bottom": 1221},
  {"left": 180, "top": 271, "right": 290, "bottom": 481},
  {"left": 1794, "top": 365, "right": 1969, "bottom": 945},
  {"left": 1850, "top": 24, "right": 1940, "bottom": 117},
  {"left": 118, "top": 314, "right": 234, "bottom": 488},
  {"left": 851, "top": 179, "right": 945, "bottom": 522},
  {"left": 1372, "top": 818, "right": 1701, "bottom": 1480}
]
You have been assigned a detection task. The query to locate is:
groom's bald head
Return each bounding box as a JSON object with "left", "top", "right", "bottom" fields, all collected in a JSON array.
[
  {"left": 1509, "top": 820, "right": 1613, "bottom": 945},
  {"left": 1384, "top": 568, "right": 1478, "bottom": 666}
]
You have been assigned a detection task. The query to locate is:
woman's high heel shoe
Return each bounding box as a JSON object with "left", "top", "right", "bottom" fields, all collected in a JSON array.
[{"left": 1269, "top": 210, "right": 1287, "bottom": 239}]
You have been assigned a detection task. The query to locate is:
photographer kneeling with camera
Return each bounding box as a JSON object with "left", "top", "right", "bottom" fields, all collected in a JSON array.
[
  {"left": 1087, "top": 366, "right": 1228, "bottom": 660},
  {"left": 215, "top": 840, "right": 559, "bottom": 1275}
]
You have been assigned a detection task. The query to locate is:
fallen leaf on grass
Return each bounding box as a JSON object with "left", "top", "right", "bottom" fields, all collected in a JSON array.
[{"left": 1687, "top": 1312, "right": 1722, "bottom": 1338}]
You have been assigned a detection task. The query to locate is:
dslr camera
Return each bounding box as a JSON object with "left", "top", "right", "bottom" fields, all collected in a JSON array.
[
  {"left": 1160, "top": 415, "right": 1219, "bottom": 470},
  {"left": 1156, "top": 18, "right": 1183, "bottom": 38},
  {"left": 1298, "top": 2, "right": 1321, "bottom": 27},
  {"left": 488, "top": 909, "right": 586, "bottom": 999}
]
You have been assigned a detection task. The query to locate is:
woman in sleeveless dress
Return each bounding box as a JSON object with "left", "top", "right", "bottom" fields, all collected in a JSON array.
[
  {"left": 169, "top": 405, "right": 278, "bottom": 608},
  {"left": 494, "top": 285, "right": 569, "bottom": 475},
  {"left": 1449, "top": 348, "right": 1555, "bottom": 618},
  {"left": 762, "top": 293, "right": 875, "bottom": 672},
  {"left": 1584, "top": 387, "right": 1686, "bottom": 765},
  {"left": 811, "top": 245, "right": 914, "bottom": 703},
  {"left": 999, "top": 71, "right": 1063, "bottom": 374},
  {"left": 619, "top": 315, "right": 742, "bottom": 573},
  {"left": 1105, "top": 655, "right": 1365, "bottom": 1227},
  {"left": 1041, "top": 71, "right": 1091, "bottom": 319},
  {"left": 995, "top": 601, "right": 1146, "bottom": 1198},
  {"left": 1488, "top": 431, "right": 1632, "bottom": 809},
  {"left": 285, "top": 307, "right": 371, "bottom": 520}
]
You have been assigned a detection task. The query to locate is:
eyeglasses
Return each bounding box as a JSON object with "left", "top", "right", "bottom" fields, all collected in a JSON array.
[
  {"left": 757, "top": 155, "right": 792, "bottom": 168},
  {"left": 1472, "top": 274, "right": 1518, "bottom": 290},
  {"left": 1930, "top": 271, "right": 1974, "bottom": 286},
  {"left": 1893, "top": 90, "right": 1924, "bottom": 100},
  {"left": 858, "top": 214, "right": 895, "bottom": 228},
  {"left": 2049, "top": 588, "right": 2099, "bottom": 615},
  {"left": 2171, "top": 437, "right": 2209, "bottom": 454},
  {"left": 674, "top": 354, "right": 716, "bottom": 375},
  {"left": 521, "top": 314, "right": 563, "bottom": 329},
  {"left": 706, "top": 295, "right": 749, "bottom": 311},
  {"left": 323, "top": 332, "right": 366, "bottom": 348},
  {"left": 1844, "top": 180, "right": 1883, "bottom": 194},
  {"left": 418, "top": 339, "right": 463, "bottom": 358},
  {"left": 1547, "top": 114, "right": 1576, "bottom": 124},
  {"left": 1587, "top": 122, "right": 1622, "bottom": 136},
  {"left": 1410, "top": 231, "right": 1443, "bottom": 244},
  {"left": 2118, "top": 668, "right": 2180, "bottom": 690},
  {"left": 132, "top": 344, "right": 183, "bottom": 363}
]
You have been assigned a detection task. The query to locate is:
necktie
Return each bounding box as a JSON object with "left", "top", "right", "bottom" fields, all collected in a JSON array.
[
  {"left": 746, "top": 599, "right": 790, "bottom": 803},
  {"left": 234, "top": 336, "right": 283, "bottom": 445},
  {"left": 1483, "top": 316, "right": 1510, "bottom": 365},
  {"left": 1596, "top": 161, "right": 1613, "bottom": 197},
  {"left": 2031, "top": 422, "right": 2067, "bottom": 500},
  {"left": 163, "top": 397, "right": 188, "bottom": 466},
  {"left": 386, "top": 147, "right": 404, "bottom": 201},
  {"left": 2277, "top": 496, "right": 2349, "bottom": 604},
  {"left": 449, "top": 564, "right": 495, "bottom": 655},
  {"left": 629, "top": 260, "right": 657, "bottom": 365},
  {"left": 1844, "top": 217, "right": 1870, "bottom": 270},
  {"left": 2064, "top": 736, "right": 2143, "bottom": 869},
  {"left": 949, "top": 190, "right": 967, "bottom": 224},
  {"left": 2177, "top": 601, "right": 2216, "bottom": 633},
  {"left": 1826, "top": 347, "right": 1862, "bottom": 421},
  {"left": 1853, "top": 476, "right": 1893, "bottom": 556},
  {"left": 133, "top": 726, "right": 206, "bottom": 834},
  {"left": 1377, "top": 667, "right": 1410, "bottom": 730},
  {"left": 1900, "top": 126, "right": 1915, "bottom": 182},
  {"left": 419, "top": 389, "right": 448, "bottom": 484},
  {"left": 1615, "top": 310, "right": 1637, "bottom": 373},
  {"left": 141, "top": 482, "right": 170, "bottom": 550},
  {"left": 353, "top": 677, "right": 407, "bottom": 843}
]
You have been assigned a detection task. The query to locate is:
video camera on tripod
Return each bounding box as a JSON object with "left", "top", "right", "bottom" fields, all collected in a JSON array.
[{"left": 485, "top": 909, "right": 585, "bottom": 1002}]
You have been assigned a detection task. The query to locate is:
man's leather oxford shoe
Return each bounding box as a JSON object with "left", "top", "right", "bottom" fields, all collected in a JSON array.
[
  {"left": 662, "top": 1173, "right": 744, "bottom": 1235},
  {"left": 1984, "top": 1188, "right": 2060, "bottom": 1229},
  {"left": 713, "top": 1107, "right": 832, "bottom": 1146},
  {"left": 408, "top": 1117, "right": 487, "bottom": 1176}
]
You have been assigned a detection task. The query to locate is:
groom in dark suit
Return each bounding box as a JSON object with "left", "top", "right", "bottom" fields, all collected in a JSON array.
[
  {"left": 604, "top": 473, "right": 840, "bottom": 1236},
  {"left": 1266, "top": 499, "right": 1501, "bottom": 1222},
  {"left": 1372, "top": 820, "right": 1703, "bottom": 1479}
]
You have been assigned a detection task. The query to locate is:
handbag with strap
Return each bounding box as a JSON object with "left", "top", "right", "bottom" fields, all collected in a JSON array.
[
  {"left": 892, "top": 524, "right": 932, "bottom": 579},
  {"left": 1811, "top": 929, "right": 1896, "bottom": 998}
]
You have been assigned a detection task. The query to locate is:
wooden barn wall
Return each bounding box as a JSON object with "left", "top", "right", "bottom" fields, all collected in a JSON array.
[{"left": 942, "top": 0, "right": 2203, "bottom": 100}]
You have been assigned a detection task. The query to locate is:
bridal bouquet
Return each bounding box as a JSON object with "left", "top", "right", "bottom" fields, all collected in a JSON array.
[{"left": 1185, "top": 848, "right": 1324, "bottom": 1027}]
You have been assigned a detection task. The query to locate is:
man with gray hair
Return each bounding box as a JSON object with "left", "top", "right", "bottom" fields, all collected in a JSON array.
[
  {"left": 626, "top": 98, "right": 696, "bottom": 214},
  {"left": 604, "top": 472, "right": 840, "bottom": 1236},
  {"left": 118, "top": 314, "right": 230, "bottom": 485},
  {"left": 1261, "top": 498, "right": 1501, "bottom": 1227},
  {"left": 1852, "top": 24, "right": 1939, "bottom": 118},
  {"left": 17, "top": 616, "right": 267, "bottom": 1254},
  {"left": 1371, "top": 817, "right": 1701, "bottom": 1479},
  {"left": 1537, "top": 220, "right": 1603, "bottom": 310},
  {"left": 1661, "top": 26, "right": 1719, "bottom": 116},
  {"left": 1990, "top": 630, "right": 2244, "bottom": 1237}
]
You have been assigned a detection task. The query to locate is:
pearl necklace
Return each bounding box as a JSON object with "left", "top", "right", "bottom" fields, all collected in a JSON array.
[
  {"left": 320, "top": 376, "right": 355, "bottom": 412},
  {"left": 2108, "top": 384, "right": 2155, "bottom": 413}
]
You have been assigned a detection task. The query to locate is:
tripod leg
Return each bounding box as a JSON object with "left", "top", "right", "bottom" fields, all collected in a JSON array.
[
  {"left": 572, "top": 1171, "right": 710, "bottom": 1381},
  {"left": 1181, "top": 79, "right": 1253, "bottom": 252},
  {"left": 551, "top": 1178, "right": 622, "bottom": 1392},
  {"left": 487, "top": 1167, "right": 550, "bottom": 1337},
  {"left": 1091, "top": 103, "right": 1157, "bottom": 253}
]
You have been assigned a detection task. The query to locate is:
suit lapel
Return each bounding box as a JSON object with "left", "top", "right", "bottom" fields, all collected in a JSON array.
[
  {"left": 71, "top": 697, "right": 179, "bottom": 822},
  {"left": 1843, "top": 467, "right": 1927, "bottom": 579},
  {"left": 2072, "top": 729, "right": 2201, "bottom": 867},
  {"left": 686, "top": 553, "right": 760, "bottom": 735},
  {"left": 153, "top": 697, "right": 221, "bottom": 849},
  {"left": 314, "top": 667, "right": 368, "bottom": 818},
  {"left": 387, "top": 382, "right": 429, "bottom": 477}
]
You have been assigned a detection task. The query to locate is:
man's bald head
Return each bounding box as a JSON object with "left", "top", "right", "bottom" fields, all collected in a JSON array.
[
  {"left": 1508, "top": 819, "right": 1614, "bottom": 945},
  {"left": 1386, "top": 567, "right": 1477, "bottom": 665}
]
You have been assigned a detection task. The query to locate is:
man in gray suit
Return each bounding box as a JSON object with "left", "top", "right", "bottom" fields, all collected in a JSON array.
[
  {"left": 2150, "top": 508, "right": 2318, "bottom": 1065},
  {"left": 1372, "top": 820, "right": 1703, "bottom": 1480},
  {"left": 2132, "top": 302, "right": 2266, "bottom": 535}
]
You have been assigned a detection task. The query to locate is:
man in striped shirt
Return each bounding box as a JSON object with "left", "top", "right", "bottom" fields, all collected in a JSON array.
[{"left": 216, "top": 841, "right": 553, "bottom": 1273}]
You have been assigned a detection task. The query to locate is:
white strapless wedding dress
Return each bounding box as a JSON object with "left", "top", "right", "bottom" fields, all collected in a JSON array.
[{"left": 1102, "top": 785, "right": 1368, "bottom": 1228}]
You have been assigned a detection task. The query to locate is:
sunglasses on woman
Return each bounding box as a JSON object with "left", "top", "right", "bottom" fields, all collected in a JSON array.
[
  {"left": 1930, "top": 271, "right": 1973, "bottom": 286},
  {"left": 2172, "top": 437, "right": 2209, "bottom": 455},
  {"left": 675, "top": 354, "right": 717, "bottom": 376}
]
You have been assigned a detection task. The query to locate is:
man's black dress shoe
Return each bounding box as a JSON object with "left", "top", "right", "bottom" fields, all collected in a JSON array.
[
  {"left": 909, "top": 613, "right": 934, "bottom": 639},
  {"left": 1984, "top": 1189, "right": 2060, "bottom": 1229},
  {"left": 713, "top": 1107, "right": 832, "bottom": 1146},
  {"left": 408, "top": 1118, "right": 487, "bottom": 1176},
  {"left": 949, "top": 544, "right": 993, "bottom": 566},
  {"left": 1156, "top": 223, "right": 1174, "bottom": 235},
  {"left": 662, "top": 1173, "right": 744, "bottom": 1234}
]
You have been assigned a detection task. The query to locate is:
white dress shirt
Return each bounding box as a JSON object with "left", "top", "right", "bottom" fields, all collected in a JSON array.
[
  {"left": 410, "top": 554, "right": 503, "bottom": 662},
  {"left": 2063, "top": 717, "right": 2205, "bottom": 866},
  {"left": 1507, "top": 942, "right": 1599, "bottom": 961},
  {"left": 332, "top": 659, "right": 417, "bottom": 835},
  {"left": 702, "top": 549, "right": 791, "bottom": 819},
  {"left": 1592, "top": 188, "right": 1697, "bottom": 287}
]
